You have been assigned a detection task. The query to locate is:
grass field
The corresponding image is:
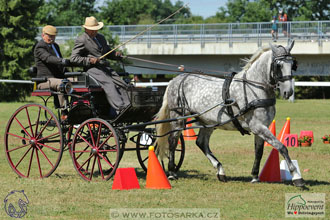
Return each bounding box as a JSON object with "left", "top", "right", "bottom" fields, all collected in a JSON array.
[{"left": 0, "top": 98, "right": 329, "bottom": 219}]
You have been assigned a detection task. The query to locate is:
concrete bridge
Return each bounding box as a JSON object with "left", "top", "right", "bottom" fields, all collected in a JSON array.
[{"left": 52, "top": 21, "right": 330, "bottom": 76}]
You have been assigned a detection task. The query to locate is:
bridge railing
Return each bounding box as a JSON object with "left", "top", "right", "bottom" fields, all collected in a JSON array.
[{"left": 38, "top": 20, "right": 330, "bottom": 47}]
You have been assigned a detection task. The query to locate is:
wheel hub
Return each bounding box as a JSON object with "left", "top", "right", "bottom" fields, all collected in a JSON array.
[
  {"left": 91, "top": 147, "right": 98, "bottom": 155},
  {"left": 29, "top": 138, "right": 37, "bottom": 147}
]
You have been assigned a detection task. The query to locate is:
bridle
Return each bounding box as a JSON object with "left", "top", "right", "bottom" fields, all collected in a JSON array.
[{"left": 270, "top": 47, "right": 297, "bottom": 86}]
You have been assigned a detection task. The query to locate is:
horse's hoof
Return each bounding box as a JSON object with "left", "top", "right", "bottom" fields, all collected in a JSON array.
[
  {"left": 217, "top": 174, "right": 227, "bottom": 182},
  {"left": 251, "top": 178, "right": 259, "bottom": 183},
  {"left": 168, "top": 175, "right": 177, "bottom": 181},
  {"left": 293, "top": 178, "right": 305, "bottom": 187}
]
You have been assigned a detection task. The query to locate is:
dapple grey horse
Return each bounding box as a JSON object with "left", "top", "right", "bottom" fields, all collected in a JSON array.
[{"left": 156, "top": 40, "right": 305, "bottom": 187}]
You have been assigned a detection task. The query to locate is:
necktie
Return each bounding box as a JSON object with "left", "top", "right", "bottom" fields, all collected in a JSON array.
[
  {"left": 51, "top": 44, "right": 60, "bottom": 58},
  {"left": 93, "top": 37, "right": 102, "bottom": 49}
]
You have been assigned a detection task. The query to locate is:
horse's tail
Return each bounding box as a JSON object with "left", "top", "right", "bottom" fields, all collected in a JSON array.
[{"left": 155, "top": 86, "right": 171, "bottom": 159}]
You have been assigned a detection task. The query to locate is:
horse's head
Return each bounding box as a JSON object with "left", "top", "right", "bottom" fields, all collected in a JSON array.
[{"left": 270, "top": 40, "right": 297, "bottom": 99}]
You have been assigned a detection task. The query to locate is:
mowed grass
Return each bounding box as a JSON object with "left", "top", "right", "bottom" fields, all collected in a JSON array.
[{"left": 0, "top": 98, "right": 329, "bottom": 220}]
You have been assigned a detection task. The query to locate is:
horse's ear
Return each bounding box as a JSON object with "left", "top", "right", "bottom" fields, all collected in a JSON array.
[
  {"left": 286, "top": 40, "right": 295, "bottom": 52},
  {"left": 269, "top": 43, "right": 277, "bottom": 54}
]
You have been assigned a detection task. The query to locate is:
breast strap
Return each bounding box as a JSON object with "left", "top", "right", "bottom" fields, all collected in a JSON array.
[{"left": 222, "top": 72, "right": 276, "bottom": 136}]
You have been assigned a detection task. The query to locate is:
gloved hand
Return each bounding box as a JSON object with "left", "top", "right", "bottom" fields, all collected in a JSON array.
[
  {"left": 99, "top": 59, "right": 110, "bottom": 66},
  {"left": 61, "top": 58, "right": 70, "bottom": 66},
  {"left": 115, "top": 51, "right": 123, "bottom": 61}
]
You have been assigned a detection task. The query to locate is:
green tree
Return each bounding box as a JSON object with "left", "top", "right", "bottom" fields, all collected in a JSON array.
[
  {"left": 36, "top": 0, "right": 97, "bottom": 26},
  {"left": 0, "top": 0, "right": 42, "bottom": 101},
  {"left": 215, "top": 0, "right": 329, "bottom": 23},
  {"left": 99, "top": 0, "right": 191, "bottom": 25}
]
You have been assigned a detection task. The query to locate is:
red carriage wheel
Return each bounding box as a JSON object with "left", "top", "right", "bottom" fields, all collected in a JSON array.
[
  {"left": 70, "top": 118, "right": 120, "bottom": 181},
  {"left": 4, "top": 104, "right": 64, "bottom": 178},
  {"left": 136, "top": 132, "right": 185, "bottom": 173}
]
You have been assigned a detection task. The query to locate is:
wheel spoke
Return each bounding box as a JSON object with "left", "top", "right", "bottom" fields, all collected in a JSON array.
[
  {"left": 75, "top": 146, "right": 89, "bottom": 160},
  {"left": 6, "top": 142, "right": 30, "bottom": 153},
  {"left": 35, "top": 144, "right": 54, "bottom": 168},
  {"left": 73, "top": 150, "right": 91, "bottom": 153},
  {"left": 87, "top": 123, "right": 96, "bottom": 147},
  {"left": 14, "top": 117, "right": 32, "bottom": 138},
  {"left": 97, "top": 156, "right": 104, "bottom": 179},
  {"left": 96, "top": 123, "right": 102, "bottom": 146},
  {"left": 37, "top": 131, "right": 61, "bottom": 142},
  {"left": 6, "top": 132, "right": 30, "bottom": 141},
  {"left": 77, "top": 133, "right": 94, "bottom": 149},
  {"left": 34, "top": 106, "right": 41, "bottom": 138},
  {"left": 36, "top": 116, "right": 54, "bottom": 139},
  {"left": 97, "top": 133, "right": 113, "bottom": 150},
  {"left": 27, "top": 148, "right": 35, "bottom": 177},
  {"left": 78, "top": 154, "right": 94, "bottom": 171},
  {"left": 25, "top": 107, "right": 35, "bottom": 137},
  {"left": 15, "top": 146, "right": 33, "bottom": 168},
  {"left": 89, "top": 156, "right": 97, "bottom": 181},
  {"left": 98, "top": 149, "right": 118, "bottom": 152},
  {"left": 37, "top": 142, "right": 61, "bottom": 152},
  {"left": 35, "top": 147, "right": 43, "bottom": 177},
  {"left": 98, "top": 153, "right": 114, "bottom": 168},
  {"left": 142, "top": 156, "right": 149, "bottom": 163}
]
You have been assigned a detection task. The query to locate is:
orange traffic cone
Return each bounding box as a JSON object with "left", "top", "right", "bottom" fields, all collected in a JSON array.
[
  {"left": 264, "top": 120, "right": 276, "bottom": 147},
  {"left": 183, "top": 118, "right": 197, "bottom": 141},
  {"left": 259, "top": 148, "right": 281, "bottom": 182},
  {"left": 112, "top": 168, "right": 140, "bottom": 190},
  {"left": 146, "top": 146, "right": 171, "bottom": 189},
  {"left": 277, "top": 117, "right": 290, "bottom": 144}
]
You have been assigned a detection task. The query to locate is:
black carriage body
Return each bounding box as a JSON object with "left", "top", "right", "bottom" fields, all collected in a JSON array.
[{"left": 66, "top": 73, "right": 165, "bottom": 125}]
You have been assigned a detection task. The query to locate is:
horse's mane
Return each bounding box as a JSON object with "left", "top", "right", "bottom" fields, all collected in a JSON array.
[{"left": 242, "top": 46, "right": 271, "bottom": 71}]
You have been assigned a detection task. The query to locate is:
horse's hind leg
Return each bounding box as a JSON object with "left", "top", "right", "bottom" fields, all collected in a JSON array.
[
  {"left": 251, "top": 135, "right": 264, "bottom": 183},
  {"left": 196, "top": 128, "right": 226, "bottom": 182}
]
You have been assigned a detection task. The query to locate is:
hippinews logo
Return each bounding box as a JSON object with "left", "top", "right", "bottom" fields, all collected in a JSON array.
[{"left": 285, "top": 193, "right": 325, "bottom": 218}]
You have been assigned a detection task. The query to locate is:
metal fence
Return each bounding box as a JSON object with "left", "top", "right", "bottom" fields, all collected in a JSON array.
[{"left": 40, "top": 20, "right": 330, "bottom": 47}]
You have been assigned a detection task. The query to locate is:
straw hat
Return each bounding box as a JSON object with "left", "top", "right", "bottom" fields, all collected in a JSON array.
[
  {"left": 82, "top": 16, "right": 104, "bottom": 30},
  {"left": 42, "top": 25, "right": 57, "bottom": 35}
]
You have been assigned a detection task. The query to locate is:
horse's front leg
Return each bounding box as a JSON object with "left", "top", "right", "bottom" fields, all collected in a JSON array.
[
  {"left": 251, "top": 135, "right": 264, "bottom": 183},
  {"left": 254, "top": 125, "right": 305, "bottom": 187},
  {"left": 196, "top": 128, "right": 226, "bottom": 182}
]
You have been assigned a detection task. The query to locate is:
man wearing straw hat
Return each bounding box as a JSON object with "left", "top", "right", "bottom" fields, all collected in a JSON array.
[
  {"left": 34, "top": 25, "right": 70, "bottom": 118},
  {"left": 70, "top": 16, "right": 130, "bottom": 117}
]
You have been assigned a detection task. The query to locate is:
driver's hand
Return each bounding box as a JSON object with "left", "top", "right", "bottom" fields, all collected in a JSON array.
[{"left": 89, "top": 57, "right": 99, "bottom": 64}]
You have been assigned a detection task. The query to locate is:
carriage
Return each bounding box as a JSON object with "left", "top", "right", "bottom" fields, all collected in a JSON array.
[
  {"left": 4, "top": 40, "right": 306, "bottom": 187},
  {"left": 4, "top": 70, "right": 185, "bottom": 181}
]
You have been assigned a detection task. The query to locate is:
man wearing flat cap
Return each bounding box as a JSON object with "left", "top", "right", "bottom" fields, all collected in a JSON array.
[
  {"left": 70, "top": 16, "right": 130, "bottom": 117},
  {"left": 34, "top": 25, "right": 70, "bottom": 116}
]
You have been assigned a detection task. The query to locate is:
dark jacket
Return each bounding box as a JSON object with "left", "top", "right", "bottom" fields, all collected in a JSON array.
[
  {"left": 70, "top": 32, "right": 119, "bottom": 68},
  {"left": 34, "top": 39, "right": 65, "bottom": 78}
]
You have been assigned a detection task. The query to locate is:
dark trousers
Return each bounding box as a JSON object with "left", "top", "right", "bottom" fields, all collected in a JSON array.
[{"left": 87, "top": 67, "right": 130, "bottom": 111}]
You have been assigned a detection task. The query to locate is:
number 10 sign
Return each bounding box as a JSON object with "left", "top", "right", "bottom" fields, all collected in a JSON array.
[{"left": 284, "top": 134, "right": 298, "bottom": 147}]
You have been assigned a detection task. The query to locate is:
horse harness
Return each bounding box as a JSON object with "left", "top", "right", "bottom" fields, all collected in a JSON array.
[{"left": 171, "top": 47, "right": 296, "bottom": 136}]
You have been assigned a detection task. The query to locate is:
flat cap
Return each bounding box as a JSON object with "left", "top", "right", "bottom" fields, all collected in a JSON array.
[{"left": 42, "top": 25, "right": 57, "bottom": 35}]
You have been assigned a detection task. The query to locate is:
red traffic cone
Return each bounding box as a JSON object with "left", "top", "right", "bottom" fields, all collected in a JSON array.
[
  {"left": 264, "top": 120, "right": 276, "bottom": 147},
  {"left": 183, "top": 118, "right": 197, "bottom": 141},
  {"left": 259, "top": 148, "right": 281, "bottom": 182},
  {"left": 146, "top": 146, "right": 171, "bottom": 189},
  {"left": 277, "top": 117, "right": 290, "bottom": 144},
  {"left": 112, "top": 168, "right": 140, "bottom": 190}
]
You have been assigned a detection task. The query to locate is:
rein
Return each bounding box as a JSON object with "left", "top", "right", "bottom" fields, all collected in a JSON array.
[{"left": 125, "top": 56, "right": 275, "bottom": 89}]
